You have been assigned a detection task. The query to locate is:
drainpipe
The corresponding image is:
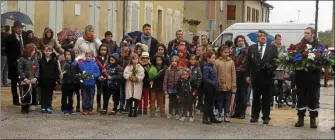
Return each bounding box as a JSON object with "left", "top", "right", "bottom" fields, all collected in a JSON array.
[
  {"left": 122, "top": 0, "right": 126, "bottom": 35},
  {"left": 242, "top": 0, "right": 245, "bottom": 22}
]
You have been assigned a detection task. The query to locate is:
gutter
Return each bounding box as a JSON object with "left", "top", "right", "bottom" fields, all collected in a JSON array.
[{"left": 122, "top": 0, "right": 127, "bottom": 35}]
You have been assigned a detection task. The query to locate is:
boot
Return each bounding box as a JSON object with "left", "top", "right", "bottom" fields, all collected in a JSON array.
[
  {"left": 310, "top": 117, "right": 317, "bottom": 128},
  {"left": 128, "top": 100, "right": 133, "bottom": 117},
  {"left": 150, "top": 108, "right": 155, "bottom": 117},
  {"left": 97, "top": 103, "right": 101, "bottom": 112},
  {"left": 223, "top": 113, "right": 230, "bottom": 123},
  {"left": 294, "top": 116, "right": 304, "bottom": 127},
  {"left": 202, "top": 117, "right": 211, "bottom": 124}
]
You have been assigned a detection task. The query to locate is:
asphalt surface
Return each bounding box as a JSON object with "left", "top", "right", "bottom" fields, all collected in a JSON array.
[{"left": 1, "top": 82, "right": 335, "bottom": 139}]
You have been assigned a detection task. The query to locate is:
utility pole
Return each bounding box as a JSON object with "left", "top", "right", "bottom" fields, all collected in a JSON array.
[{"left": 315, "top": 0, "right": 319, "bottom": 34}]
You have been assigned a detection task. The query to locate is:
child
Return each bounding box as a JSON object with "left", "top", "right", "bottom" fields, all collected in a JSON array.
[
  {"left": 163, "top": 56, "right": 182, "bottom": 119},
  {"left": 17, "top": 44, "right": 39, "bottom": 114},
  {"left": 177, "top": 68, "right": 194, "bottom": 122},
  {"left": 79, "top": 51, "right": 101, "bottom": 115},
  {"left": 189, "top": 55, "right": 202, "bottom": 116},
  {"left": 151, "top": 52, "right": 168, "bottom": 117},
  {"left": 73, "top": 49, "right": 81, "bottom": 112},
  {"left": 177, "top": 43, "right": 188, "bottom": 69},
  {"left": 101, "top": 53, "right": 123, "bottom": 115},
  {"left": 134, "top": 43, "right": 144, "bottom": 57},
  {"left": 157, "top": 43, "right": 170, "bottom": 66},
  {"left": 214, "top": 46, "right": 236, "bottom": 122},
  {"left": 202, "top": 52, "right": 221, "bottom": 124},
  {"left": 123, "top": 53, "right": 145, "bottom": 117},
  {"left": 139, "top": 51, "right": 153, "bottom": 115},
  {"left": 39, "top": 47, "right": 60, "bottom": 114},
  {"left": 96, "top": 43, "right": 110, "bottom": 112},
  {"left": 120, "top": 46, "right": 132, "bottom": 112},
  {"left": 61, "top": 49, "right": 77, "bottom": 115}
]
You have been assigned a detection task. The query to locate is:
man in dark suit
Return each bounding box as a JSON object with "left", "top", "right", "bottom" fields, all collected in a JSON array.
[
  {"left": 4, "top": 21, "right": 27, "bottom": 105},
  {"left": 135, "top": 24, "right": 159, "bottom": 59},
  {"left": 244, "top": 30, "right": 278, "bottom": 124}
]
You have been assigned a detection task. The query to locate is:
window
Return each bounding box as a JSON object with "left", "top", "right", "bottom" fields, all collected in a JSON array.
[
  {"left": 1, "top": 1, "right": 6, "bottom": 14},
  {"left": 220, "top": 1, "right": 224, "bottom": 12},
  {"left": 247, "top": 6, "right": 251, "bottom": 22},
  {"left": 252, "top": 8, "right": 255, "bottom": 22},
  {"left": 131, "top": 3, "right": 139, "bottom": 32},
  {"left": 145, "top": 4, "right": 153, "bottom": 26},
  {"left": 174, "top": 10, "right": 180, "bottom": 33},
  {"left": 256, "top": 10, "right": 259, "bottom": 22},
  {"left": 166, "top": 9, "right": 173, "bottom": 42},
  {"left": 214, "top": 33, "right": 233, "bottom": 48},
  {"left": 227, "top": 5, "right": 236, "bottom": 20}
]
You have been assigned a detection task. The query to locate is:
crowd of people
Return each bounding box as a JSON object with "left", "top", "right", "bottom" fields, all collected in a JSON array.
[{"left": 1, "top": 20, "right": 334, "bottom": 129}]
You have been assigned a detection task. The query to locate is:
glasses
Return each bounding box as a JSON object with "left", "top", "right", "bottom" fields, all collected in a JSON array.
[
  {"left": 158, "top": 48, "right": 164, "bottom": 50},
  {"left": 257, "top": 34, "right": 266, "bottom": 37},
  {"left": 237, "top": 40, "right": 244, "bottom": 42}
]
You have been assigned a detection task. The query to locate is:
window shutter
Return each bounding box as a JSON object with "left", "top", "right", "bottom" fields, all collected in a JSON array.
[
  {"left": 167, "top": 10, "right": 172, "bottom": 42},
  {"left": 131, "top": 3, "right": 139, "bottom": 31},
  {"left": 174, "top": 11, "right": 180, "bottom": 33},
  {"left": 220, "top": 1, "right": 224, "bottom": 12},
  {"left": 227, "top": 5, "right": 236, "bottom": 20},
  {"left": 145, "top": 6, "right": 152, "bottom": 25}
]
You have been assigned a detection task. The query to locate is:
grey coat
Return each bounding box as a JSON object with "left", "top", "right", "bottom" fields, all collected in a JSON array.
[{"left": 17, "top": 57, "right": 39, "bottom": 82}]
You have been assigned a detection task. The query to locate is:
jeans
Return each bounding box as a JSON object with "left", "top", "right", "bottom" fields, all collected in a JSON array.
[
  {"left": 1, "top": 55, "right": 8, "bottom": 85},
  {"left": 61, "top": 84, "right": 75, "bottom": 111},
  {"left": 168, "top": 94, "right": 180, "bottom": 115},
  {"left": 82, "top": 86, "right": 95, "bottom": 111},
  {"left": 40, "top": 85, "right": 53, "bottom": 109},
  {"left": 216, "top": 91, "right": 230, "bottom": 115}
]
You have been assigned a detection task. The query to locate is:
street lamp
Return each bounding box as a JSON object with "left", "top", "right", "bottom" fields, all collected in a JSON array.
[{"left": 297, "top": 10, "right": 301, "bottom": 22}]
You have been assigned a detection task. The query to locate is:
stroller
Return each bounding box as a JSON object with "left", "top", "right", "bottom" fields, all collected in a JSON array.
[{"left": 273, "top": 70, "right": 297, "bottom": 107}]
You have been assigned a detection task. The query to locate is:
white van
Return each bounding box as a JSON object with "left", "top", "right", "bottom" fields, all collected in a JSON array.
[{"left": 212, "top": 23, "right": 315, "bottom": 49}]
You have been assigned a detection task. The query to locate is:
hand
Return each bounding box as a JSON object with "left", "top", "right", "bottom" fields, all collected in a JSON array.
[
  {"left": 108, "top": 76, "right": 112, "bottom": 79},
  {"left": 284, "top": 72, "right": 289, "bottom": 79},
  {"left": 31, "top": 79, "right": 37, "bottom": 84},
  {"left": 245, "top": 77, "right": 251, "bottom": 84},
  {"left": 59, "top": 74, "right": 63, "bottom": 79},
  {"left": 164, "top": 91, "right": 168, "bottom": 95},
  {"left": 177, "top": 96, "right": 180, "bottom": 100},
  {"left": 98, "top": 76, "right": 104, "bottom": 80},
  {"left": 232, "top": 89, "right": 237, "bottom": 93}
]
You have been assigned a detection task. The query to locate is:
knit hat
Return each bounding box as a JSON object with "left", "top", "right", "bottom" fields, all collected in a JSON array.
[
  {"left": 141, "top": 52, "right": 150, "bottom": 58},
  {"left": 111, "top": 53, "right": 120, "bottom": 61},
  {"left": 136, "top": 43, "right": 148, "bottom": 52}
]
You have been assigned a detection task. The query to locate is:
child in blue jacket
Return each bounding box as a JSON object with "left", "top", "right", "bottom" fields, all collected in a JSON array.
[{"left": 78, "top": 51, "right": 101, "bottom": 115}]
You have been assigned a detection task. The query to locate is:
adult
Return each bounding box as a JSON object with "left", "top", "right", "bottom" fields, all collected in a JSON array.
[
  {"left": 294, "top": 27, "right": 322, "bottom": 128},
  {"left": 4, "top": 21, "right": 28, "bottom": 105},
  {"left": 244, "top": 30, "right": 278, "bottom": 124},
  {"left": 201, "top": 33, "right": 209, "bottom": 45},
  {"left": 167, "top": 30, "right": 191, "bottom": 54},
  {"left": 1, "top": 25, "right": 10, "bottom": 87},
  {"left": 101, "top": 31, "right": 118, "bottom": 55},
  {"left": 230, "top": 35, "right": 249, "bottom": 119},
  {"left": 26, "top": 30, "right": 39, "bottom": 46},
  {"left": 37, "top": 28, "right": 64, "bottom": 55},
  {"left": 135, "top": 24, "right": 159, "bottom": 60},
  {"left": 61, "top": 30, "right": 77, "bottom": 51},
  {"left": 190, "top": 35, "right": 200, "bottom": 54},
  {"left": 74, "top": 25, "right": 102, "bottom": 60}
]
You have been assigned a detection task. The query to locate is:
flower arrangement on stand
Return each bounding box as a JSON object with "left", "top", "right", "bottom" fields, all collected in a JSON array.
[
  {"left": 76, "top": 71, "right": 94, "bottom": 83},
  {"left": 276, "top": 44, "right": 334, "bottom": 71}
]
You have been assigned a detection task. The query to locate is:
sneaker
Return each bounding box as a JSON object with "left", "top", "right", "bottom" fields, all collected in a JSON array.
[
  {"left": 41, "top": 108, "right": 47, "bottom": 113},
  {"left": 224, "top": 114, "right": 230, "bottom": 123},
  {"left": 180, "top": 117, "right": 186, "bottom": 121},
  {"left": 46, "top": 108, "right": 53, "bottom": 114},
  {"left": 175, "top": 114, "right": 180, "bottom": 120},
  {"left": 87, "top": 110, "right": 93, "bottom": 115},
  {"left": 195, "top": 109, "right": 201, "bottom": 115},
  {"left": 156, "top": 107, "right": 160, "bottom": 113},
  {"left": 68, "top": 110, "right": 75, "bottom": 115},
  {"left": 81, "top": 111, "right": 87, "bottom": 115},
  {"left": 29, "top": 105, "right": 36, "bottom": 111},
  {"left": 189, "top": 117, "right": 194, "bottom": 122},
  {"left": 218, "top": 117, "right": 222, "bottom": 122},
  {"left": 167, "top": 114, "right": 172, "bottom": 119},
  {"left": 62, "top": 110, "right": 69, "bottom": 115}
]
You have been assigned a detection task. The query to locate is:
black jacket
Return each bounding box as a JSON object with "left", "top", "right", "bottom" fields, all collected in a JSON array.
[
  {"left": 135, "top": 36, "right": 159, "bottom": 60},
  {"left": 62, "top": 49, "right": 76, "bottom": 84},
  {"left": 177, "top": 78, "right": 193, "bottom": 102},
  {"left": 1, "top": 32, "right": 10, "bottom": 55},
  {"left": 152, "top": 65, "right": 168, "bottom": 90},
  {"left": 101, "top": 39, "right": 119, "bottom": 55},
  {"left": 61, "top": 39, "right": 77, "bottom": 51},
  {"left": 244, "top": 43, "right": 278, "bottom": 84},
  {"left": 38, "top": 56, "right": 60, "bottom": 87},
  {"left": 17, "top": 57, "right": 39, "bottom": 82}
]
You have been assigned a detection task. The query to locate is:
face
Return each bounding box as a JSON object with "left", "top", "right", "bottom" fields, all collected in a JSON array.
[
  {"left": 304, "top": 29, "right": 313, "bottom": 41},
  {"left": 155, "top": 57, "right": 163, "bottom": 65},
  {"left": 109, "top": 57, "right": 116, "bottom": 64},
  {"left": 100, "top": 46, "right": 108, "bottom": 56},
  {"left": 44, "top": 48, "right": 52, "bottom": 57},
  {"left": 196, "top": 47, "right": 203, "bottom": 56},
  {"left": 141, "top": 58, "right": 149, "bottom": 65},
  {"left": 237, "top": 37, "right": 245, "bottom": 47},
  {"left": 136, "top": 49, "right": 142, "bottom": 55},
  {"left": 275, "top": 36, "right": 282, "bottom": 45},
  {"left": 67, "top": 34, "right": 74, "bottom": 40},
  {"left": 30, "top": 49, "right": 36, "bottom": 57},
  {"left": 121, "top": 50, "right": 129, "bottom": 57},
  {"left": 158, "top": 46, "right": 165, "bottom": 53},
  {"left": 178, "top": 51, "right": 183, "bottom": 58},
  {"left": 171, "top": 59, "right": 178, "bottom": 67},
  {"left": 190, "top": 56, "right": 197, "bottom": 65},
  {"left": 208, "top": 54, "right": 216, "bottom": 64},
  {"left": 143, "top": 26, "right": 151, "bottom": 36},
  {"left": 257, "top": 33, "right": 267, "bottom": 44},
  {"left": 46, "top": 31, "right": 52, "bottom": 38},
  {"left": 105, "top": 35, "right": 112, "bottom": 41},
  {"left": 206, "top": 47, "right": 214, "bottom": 54},
  {"left": 86, "top": 29, "right": 94, "bottom": 37},
  {"left": 132, "top": 56, "right": 139, "bottom": 64},
  {"left": 14, "top": 26, "right": 23, "bottom": 34},
  {"left": 28, "top": 33, "right": 34, "bottom": 39},
  {"left": 201, "top": 36, "right": 208, "bottom": 44},
  {"left": 85, "top": 54, "right": 93, "bottom": 61},
  {"left": 65, "top": 51, "right": 72, "bottom": 61},
  {"left": 221, "top": 48, "right": 230, "bottom": 58},
  {"left": 176, "top": 31, "right": 183, "bottom": 40},
  {"left": 74, "top": 51, "right": 79, "bottom": 57},
  {"left": 181, "top": 71, "right": 189, "bottom": 79}
]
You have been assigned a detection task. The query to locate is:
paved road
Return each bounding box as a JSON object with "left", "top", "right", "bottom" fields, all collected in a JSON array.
[{"left": 1, "top": 83, "right": 334, "bottom": 139}]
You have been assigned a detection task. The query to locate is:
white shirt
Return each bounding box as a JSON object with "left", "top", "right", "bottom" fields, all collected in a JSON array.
[
  {"left": 258, "top": 43, "right": 266, "bottom": 59},
  {"left": 74, "top": 37, "right": 102, "bottom": 60}
]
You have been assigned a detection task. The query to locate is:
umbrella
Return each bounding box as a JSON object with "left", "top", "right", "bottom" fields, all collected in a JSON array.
[
  {"left": 57, "top": 28, "right": 83, "bottom": 44},
  {"left": 128, "top": 31, "right": 142, "bottom": 38},
  {"left": 246, "top": 32, "right": 274, "bottom": 45},
  {"left": 1, "top": 11, "right": 33, "bottom": 25}
]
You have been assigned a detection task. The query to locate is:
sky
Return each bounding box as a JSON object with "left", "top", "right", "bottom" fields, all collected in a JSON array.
[{"left": 267, "top": 1, "right": 333, "bottom": 32}]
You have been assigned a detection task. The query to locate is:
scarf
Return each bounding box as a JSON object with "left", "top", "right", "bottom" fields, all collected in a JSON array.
[
  {"left": 141, "top": 34, "right": 151, "bottom": 51},
  {"left": 83, "top": 32, "right": 95, "bottom": 42},
  {"left": 235, "top": 45, "right": 246, "bottom": 56}
]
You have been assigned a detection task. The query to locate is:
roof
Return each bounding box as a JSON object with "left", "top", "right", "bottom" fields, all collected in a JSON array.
[
  {"left": 225, "top": 23, "right": 315, "bottom": 31},
  {"left": 261, "top": 1, "right": 274, "bottom": 9}
]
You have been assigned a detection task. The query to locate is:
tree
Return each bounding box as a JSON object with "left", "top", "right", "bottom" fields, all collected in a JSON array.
[{"left": 318, "top": 30, "right": 332, "bottom": 46}]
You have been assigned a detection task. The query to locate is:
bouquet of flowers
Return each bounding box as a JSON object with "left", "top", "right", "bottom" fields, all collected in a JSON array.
[
  {"left": 131, "top": 64, "right": 139, "bottom": 82},
  {"left": 276, "top": 43, "right": 334, "bottom": 71},
  {"left": 76, "top": 71, "right": 94, "bottom": 83}
]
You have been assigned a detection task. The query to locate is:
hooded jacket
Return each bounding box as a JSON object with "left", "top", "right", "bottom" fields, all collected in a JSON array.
[
  {"left": 101, "top": 38, "right": 118, "bottom": 55},
  {"left": 62, "top": 49, "right": 77, "bottom": 84},
  {"left": 152, "top": 53, "right": 168, "bottom": 90},
  {"left": 38, "top": 55, "right": 59, "bottom": 87},
  {"left": 214, "top": 57, "right": 236, "bottom": 91},
  {"left": 295, "top": 38, "right": 322, "bottom": 87},
  {"left": 37, "top": 28, "right": 64, "bottom": 54},
  {"left": 203, "top": 63, "right": 218, "bottom": 88},
  {"left": 177, "top": 78, "right": 193, "bottom": 102},
  {"left": 163, "top": 66, "right": 182, "bottom": 93},
  {"left": 106, "top": 53, "right": 124, "bottom": 88},
  {"left": 189, "top": 64, "right": 202, "bottom": 89},
  {"left": 79, "top": 58, "right": 101, "bottom": 87}
]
